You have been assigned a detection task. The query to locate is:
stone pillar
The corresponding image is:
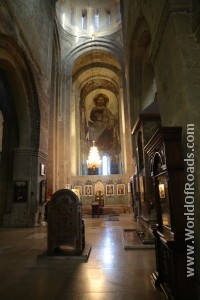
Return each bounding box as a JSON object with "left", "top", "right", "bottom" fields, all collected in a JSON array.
[
  {"left": 63, "top": 72, "right": 72, "bottom": 185},
  {"left": 3, "top": 148, "right": 46, "bottom": 226}
]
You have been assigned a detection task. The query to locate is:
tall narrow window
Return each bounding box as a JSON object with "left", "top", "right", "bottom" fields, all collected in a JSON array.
[
  {"left": 102, "top": 155, "right": 111, "bottom": 175},
  {"left": 94, "top": 9, "right": 99, "bottom": 31},
  {"left": 116, "top": 3, "right": 121, "bottom": 22},
  {"left": 106, "top": 9, "right": 111, "bottom": 27},
  {"left": 82, "top": 9, "right": 87, "bottom": 30},
  {"left": 62, "top": 13, "right": 65, "bottom": 28}
]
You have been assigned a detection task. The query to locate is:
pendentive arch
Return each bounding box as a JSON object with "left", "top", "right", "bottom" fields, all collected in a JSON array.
[
  {"left": 0, "top": 34, "right": 40, "bottom": 149},
  {"left": 129, "top": 14, "right": 157, "bottom": 128},
  {"left": 0, "top": 34, "right": 40, "bottom": 223}
]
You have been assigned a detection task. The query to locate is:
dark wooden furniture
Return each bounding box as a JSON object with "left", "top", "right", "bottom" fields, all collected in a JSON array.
[
  {"left": 95, "top": 194, "right": 104, "bottom": 208},
  {"left": 95, "top": 191, "right": 104, "bottom": 214},
  {"left": 47, "top": 189, "right": 85, "bottom": 255},
  {"left": 144, "top": 127, "right": 194, "bottom": 300},
  {"left": 132, "top": 101, "right": 161, "bottom": 238},
  {"left": 91, "top": 202, "right": 100, "bottom": 218}
]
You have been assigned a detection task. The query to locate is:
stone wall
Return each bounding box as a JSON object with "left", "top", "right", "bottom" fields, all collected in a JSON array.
[
  {"left": 0, "top": 0, "right": 55, "bottom": 155},
  {"left": 121, "top": 0, "right": 200, "bottom": 293},
  {"left": 0, "top": 0, "right": 56, "bottom": 225},
  {"left": 6, "top": 0, "right": 54, "bottom": 81}
]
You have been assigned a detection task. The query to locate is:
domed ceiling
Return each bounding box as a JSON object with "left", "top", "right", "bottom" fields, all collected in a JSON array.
[{"left": 56, "top": 0, "right": 121, "bottom": 37}]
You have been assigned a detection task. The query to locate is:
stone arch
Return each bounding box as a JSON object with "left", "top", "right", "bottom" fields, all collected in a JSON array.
[
  {"left": 72, "top": 48, "right": 121, "bottom": 108},
  {"left": 0, "top": 34, "right": 40, "bottom": 149},
  {"left": 65, "top": 39, "right": 123, "bottom": 72},
  {"left": 0, "top": 34, "right": 40, "bottom": 224}
]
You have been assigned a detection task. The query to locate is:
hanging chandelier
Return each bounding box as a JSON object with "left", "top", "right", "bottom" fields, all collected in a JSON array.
[{"left": 87, "top": 141, "right": 101, "bottom": 169}]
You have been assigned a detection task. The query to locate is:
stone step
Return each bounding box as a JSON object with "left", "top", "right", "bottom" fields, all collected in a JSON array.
[{"left": 82, "top": 204, "right": 132, "bottom": 216}]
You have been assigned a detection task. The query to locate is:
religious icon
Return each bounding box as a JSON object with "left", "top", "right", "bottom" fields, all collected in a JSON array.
[
  {"left": 158, "top": 183, "right": 165, "bottom": 198},
  {"left": 87, "top": 93, "right": 120, "bottom": 152},
  {"left": 117, "top": 184, "right": 125, "bottom": 195},
  {"left": 84, "top": 185, "right": 93, "bottom": 196},
  {"left": 72, "top": 189, "right": 81, "bottom": 199},
  {"left": 106, "top": 184, "right": 114, "bottom": 196},
  {"left": 74, "top": 185, "right": 82, "bottom": 196}
]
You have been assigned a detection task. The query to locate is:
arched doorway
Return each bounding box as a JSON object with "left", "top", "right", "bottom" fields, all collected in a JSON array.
[{"left": 0, "top": 70, "right": 19, "bottom": 222}]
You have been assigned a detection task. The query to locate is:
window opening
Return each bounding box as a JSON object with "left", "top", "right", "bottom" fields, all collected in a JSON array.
[
  {"left": 102, "top": 155, "right": 111, "bottom": 175},
  {"left": 82, "top": 9, "right": 87, "bottom": 30},
  {"left": 94, "top": 9, "right": 99, "bottom": 31}
]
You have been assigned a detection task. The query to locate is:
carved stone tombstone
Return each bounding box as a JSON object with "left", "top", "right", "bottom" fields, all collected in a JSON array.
[{"left": 47, "top": 189, "right": 85, "bottom": 255}]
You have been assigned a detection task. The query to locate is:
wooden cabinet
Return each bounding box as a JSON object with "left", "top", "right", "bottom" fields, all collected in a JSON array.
[
  {"left": 144, "top": 127, "right": 195, "bottom": 300},
  {"left": 132, "top": 101, "right": 161, "bottom": 239}
]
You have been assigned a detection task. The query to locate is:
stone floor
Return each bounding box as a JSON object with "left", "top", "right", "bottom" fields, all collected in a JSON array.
[{"left": 0, "top": 214, "right": 164, "bottom": 300}]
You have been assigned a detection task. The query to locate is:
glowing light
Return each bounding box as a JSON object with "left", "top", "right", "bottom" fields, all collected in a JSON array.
[
  {"left": 62, "top": 13, "right": 65, "bottom": 28},
  {"left": 103, "top": 247, "right": 114, "bottom": 265},
  {"left": 90, "top": 24, "right": 94, "bottom": 37},
  {"left": 102, "top": 155, "right": 110, "bottom": 175},
  {"left": 87, "top": 141, "right": 101, "bottom": 169}
]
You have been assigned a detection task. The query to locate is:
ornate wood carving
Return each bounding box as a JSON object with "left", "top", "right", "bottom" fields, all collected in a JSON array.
[
  {"left": 144, "top": 127, "right": 195, "bottom": 300},
  {"left": 47, "top": 189, "right": 84, "bottom": 255}
]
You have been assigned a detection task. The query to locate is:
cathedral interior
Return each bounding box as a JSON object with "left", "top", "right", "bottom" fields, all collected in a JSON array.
[{"left": 0, "top": 0, "right": 200, "bottom": 299}]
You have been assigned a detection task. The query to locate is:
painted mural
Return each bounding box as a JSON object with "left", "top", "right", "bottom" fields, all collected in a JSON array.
[
  {"left": 85, "top": 93, "right": 121, "bottom": 174},
  {"left": 86, "top": 93, "right": 120, "bottom": 153}
]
